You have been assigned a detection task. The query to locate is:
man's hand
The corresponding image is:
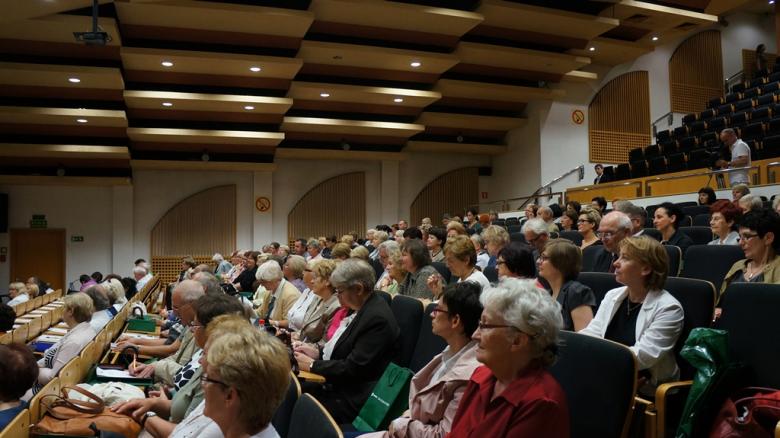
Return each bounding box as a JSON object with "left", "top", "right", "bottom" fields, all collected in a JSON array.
[{"left": 128, "top": 362, "right": 155, "bottom": 378}]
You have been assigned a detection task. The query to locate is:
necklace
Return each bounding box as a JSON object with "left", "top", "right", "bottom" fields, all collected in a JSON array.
[
  {"left": 626, "top": 299, "right": 643, "bottom": 315},
  {"left": 745, "top": 261, "right": 765, "bottom": 280}
]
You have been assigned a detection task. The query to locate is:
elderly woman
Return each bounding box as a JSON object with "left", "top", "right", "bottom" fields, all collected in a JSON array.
[
  {"left": 102, "top": 278, "right": 127, "bottom": 312},
  {"left": 482, "top": 225, "right": 510, "bottom": 268},
  {"left": 284, "top": 254, "right": 308, "bottom": 294},
  {"left": 26, "top": 293, "right": 97, "bottom": 398},
  {"left": 351, "top": 246, "right": 370, "bottom": 260},
  {"left": 427, "top": 227, "right": 447, "bottom": 263},
  {"left": 294, "top": 259, "right": 400, "bottom": 423},
  {"left": 538, "top": 239, "right": 596, "bottom": 331},
  {"left": 257, "top": 260, "right": 301, "bottom": 329},
  {"left": 738, "top": 194, "right": 763, "bottom": 213},
  {"left": 720, "top": 208, "right": 780, "bottom": 296},
  {"left": 496, "top": 242, "right": 536, "bottom": 280},
  {"left": 428, "top": 235, "right": 490, "bottom": 298},
  {"left": 211, "top": 253, "right": 232, "bottom": 278},
  {"left": 370, "top": 231, "right": 390, "bottom": 261},
  {"left": 709, "top": 200, "right": 741, "bottom": 245},
  {"left": 578, "top": 208, "right": 602, "bottom": 249},
  {"left": 446, "top": 221, "right": 467, "bottom": 238},
  {"left": 732, "top": 183, "right": 750, "bottom": 202},
  {"left": 580, "top": 237, "right": 683, "bottom": 394},
  {"left": 0, "top": 344, "right": 39, "bottom": 428},
  {"left": 293, "top": 259, "right": 341, "bottom": 343},
  {"left": 470, "top": 233, "right": 490, "bottom": 269},
  {"left": 698, "top": 187, "right": 717, "bottom": 205},
  {"left": 448, "top": 279, "right": 569, "bottom": 437},
  {"left": 285, "top": 257, "right": 319, "bottom": 332},
  {"left": 112, "top": 294, "right": 245, "bottom": 436},
  {"left": 399, "top": 239, "right": 438, "bottom": 300},
  {"left": 232, "top": 251, "right": 259, "bottom": 292},
  {"left": 7, "top": 282, "right": 29, "bottom": 307},
  {"left": 331, "top": 242, "right": 352, "bottom": 260},
  {"left": 377, "top": 241, "right": 403, "bottom": 294},
  {"left": 654, "top": 202, "right": 693, "bottom": 255},
  {"left": 364, "top": 282, "right": 483, "bottom": 438}
]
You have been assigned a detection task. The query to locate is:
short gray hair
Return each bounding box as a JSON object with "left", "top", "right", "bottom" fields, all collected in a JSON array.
[
  {"left": 470, "top": 233, "right": 485, "bottom": 249},
  {"left": 176, "top": 280, "right": 206, "bottom": 304},
  {"left": 256, "top": 260, "right": 283, "bottom": 282},
  {"left": 373, "top": 230, "right": 389, "bottom": 242},
  {"left": 602, "top": 211, "right": 632, "bottom": 231},
  {"left": 192, "top": 272, "right": 222, "bottom": 296},
  {"left": 722, "top": 128, "right": 736, "bottom": 137},
  {"left": 133, "top": 265, "right": 148, "bottom": 276},
  {"left": 378, "top": 240, "right": 400, "bottom": 256},
  {"left": 537, "top": 206, "right": 552, "bottom": 216},
  {"left": 330, "top": 258, "right": 376, "bottom": 293},
  {"left": 285, "top": 255, "right": 307, "bottom": 278},
  {"left": 306, "top": 239, "right": 320, "bottom": 250},
  {"left": 83, "top": 285, "right": 110, "bottom": 311},
  {"left": 212, "top": 253, "right": 224, "bottom": 262},
  {"left": 614, "top": 201, "right": 646, "bottom": 220},
  {"left": 739, "top": 194, "right": 763, "bottom": 210},
  {"left": 521, "top": 218, "right": 549, "bottom": 236},
  {"left": 481, "top": 278, "right": 563, "bottom": 367}
]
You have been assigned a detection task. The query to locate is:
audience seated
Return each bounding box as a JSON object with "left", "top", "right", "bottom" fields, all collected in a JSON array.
[
  {"left": 26, "top": 292, "right": 97, "bottom": 399},
  {"left": 0, "top": 344, "right": 39, "bottom": 429},
  {"left": 522, "top": 218, "right": 552, "bottom": 260},
  {"left": 560, "top": 210, "right": 578, "bottom": 231},
  {"left": 25, "top": 284, "right": 39, "bottom": 299},
  {"left": 379, "top": 243, "right": 406, "bottom": 296},
  {"left": 364, "top": 281, "right": 482, "bottom": 438},
  {"left": 538, "top": 239, "right": 596, "bottom": 331},
  {"left": 589, "top": 211, "right": 633, "bottom": 272},
  {"left": 470, "top": 234, "right": 490, "bottom": 270},
  {"left": 285, "top": 257, "right": 319, "bottom": 332},
  {"left": 26, "top": 276, "right": 53, "bottom": 295},
  {"left": 496, "top": 242, "right": 536, "bottom": 280},
  {"left": 615, "top": 201, "right": 653, "bottom": 238},
  {"left": 79, "top": 274, "right": 97, "bottom": 291},
  {"left": 738, "top": 193, "right": 763, "bottom": 213},
  {"left": 6, "top": 282, "right": 29, "bottom": 307},
  {"left": 720, "top": 208, "right": 780, "bottom": 298},
  {"left": 428, "top": 235, "right": 490, "bottom": 297},
  {"left": 399, "top": 239, "right": 437, "bottom": 300},
  {"left": 294, "top": 258, "right": 400, "bottom": 423},
  {"left": 295, "top": 259, "right": 341, "bottom": 343},
  {"left": 257, "top": 260, "right": 301, "bottom": 328},
  {"left": 102, "top": 278, "right": 127, "bottom": 312},
  {"left": 654, "top": 202, "right": 694, "bottom": 255},
  {"left": 465, "top": 207, "right": 482, "bottom": 234},
  {"left": 212, "top": 253, "right": 232, "bottom": 278},
  {"left": 133, "top": 265, "right": 153, "bottom": 291},
  {"left": 375, "top": 240, "right": 400, "bottom": 291},
  {"left": 448, "top": 278, "right": 569, "bottom": 437},
  {"left": 578, "top": 208, "right": 602, "bottom": 250},
  {"left": 698, "top": 187, "right": 717, "bottom": 205},
  {"left": 0, "top": 304, "right": 14, "bottom": 334},
  {"left": 708, "top": 199, "right": 741, "bottom": 245},
  {"left": 426, "top": 227, "right": 446, "bottom": 263},
  {"left": 482, "top": 225, "right": 510, "bottom": 268},
  {"left": 446, "top": 221, "right": 467, "bottom": 238},
  {"left": 83, "top": 285, "right": 113, "bottom": 332},
  {"left": 732, "top": 183, "right": 750, "bottom": 201},
  {"left": 350, "top": 246, "right": 370, "bottom": 260},
  {"left": 580, "top": 237, "right": 683, "bottom": 397},
  {"left": 331, "top": 242, "right": 352, "bottom": 260},
  {"left": 233, "top": 251, "right": 259, "bottom": 292},
  {"left": 284, "top": 255, "right": 308, "bottom": 294},
  {"left": 121, "top": 277, "right": 137, "bottom": 301}
]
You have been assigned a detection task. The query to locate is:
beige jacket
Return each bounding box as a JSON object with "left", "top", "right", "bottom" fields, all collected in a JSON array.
[
  {"left": 298, "top": 294, "right": 341, "bottom": 343},
  {"left": 720, "top": 255, "right": 780, "bottom": 298},
  {"left": 152, "top": 328, "right": 196, "bottom": 386},
  {"left": 258, "top": 279, "right": 301, "bottom": 322},
  {"left": 364, "top": 341, "right": 480, "bottom": 438}
]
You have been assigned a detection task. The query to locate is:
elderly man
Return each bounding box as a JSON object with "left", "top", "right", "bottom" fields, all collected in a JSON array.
[
  {"left": 521, "top": 218, "right": 551, "bottom": 262},
  {"left": 124, "top": 280, "right": 204, "bottom": 383},
  {"left": 738, "top": 194, "right": 763, "bottom": 213},
  {"left": 717, "top": 128, "right": 751, "bottom": 185},
  {"left": 257, "top": 260, "right": 301, "bottom": 329},
  {"left": 307, "top": 238, "right": 324, "bottom": 262},
  {"left": 590, "top": 211, "right": 633, "bottom": 272},
  {"left": 614, "top": 201, "right": 653, "bottom": 238},
  {"left": 537, "top": 206, "right": 559, "bottom": 234}
]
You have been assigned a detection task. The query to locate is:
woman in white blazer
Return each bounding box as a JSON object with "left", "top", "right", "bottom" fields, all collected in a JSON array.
[{"left": 579, "top": 236, "right": 683, "bottom": 396}]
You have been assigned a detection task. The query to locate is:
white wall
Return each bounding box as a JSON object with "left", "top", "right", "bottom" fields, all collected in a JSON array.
[
  {"left": 721, "top": 11, "right": 777, "bottom": 79},
  {"left": 0, "top": 184, "right": 114, "bottom": 286}
]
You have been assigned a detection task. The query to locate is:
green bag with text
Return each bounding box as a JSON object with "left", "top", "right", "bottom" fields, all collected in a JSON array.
[{"left": 352, "top": 362, "right": 413, "bottom": 432}]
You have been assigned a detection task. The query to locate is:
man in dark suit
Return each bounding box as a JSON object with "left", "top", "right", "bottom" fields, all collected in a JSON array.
[
  {"left": 294, "top": 258, "right": 400, "bottom": 423},
  {"left": 593, "top": 163, "right": 612, "bottom": 184},
  {"left": 588, "top": 212, "right": 632, "bottom": 273}
]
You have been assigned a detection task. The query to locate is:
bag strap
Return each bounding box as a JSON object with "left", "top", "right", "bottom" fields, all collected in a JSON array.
[{"left": 57, "top": 386, "right": 105, "bottom": 413}]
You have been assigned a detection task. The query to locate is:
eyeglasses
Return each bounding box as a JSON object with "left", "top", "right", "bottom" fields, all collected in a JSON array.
[
  {"left": 739, "top": 233, "right": 759, "bottom": 242},
  {"left": 496, "top": 260, "right": 506, "bottom": 266},
  {"left": 200, "top": 374, "right": 228, "bottom": 387},
  {"left": 597, "top": 231, "right": 618, "bottom": 239},
  {"left": 431, "top": 306, "right": 449, "bottom": 315},
  {"left": 333, "top": 286, "right": 348, "bottom": 295},
  {"left": 188, "top": 321, "right": 203, "bottom": 330},
  {"left": 538, "top": 254, "right": 549, "bottom": 262},
  {"left": 171, "top": 302, "right": 191, "bottom": 313},
  {"left": 577, "top": 219, "right": 591, "bottom": 224},
  {"left": 477, "top": 321, "right": 537, "bottom": 337}
]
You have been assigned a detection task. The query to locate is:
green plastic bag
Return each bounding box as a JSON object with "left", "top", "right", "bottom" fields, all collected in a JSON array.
[
  {"left": 675, "top": 328, "right": 731, "bottom": 438},
  {"left": 352, "top": 362, "right": 413, "bottom": 432}
]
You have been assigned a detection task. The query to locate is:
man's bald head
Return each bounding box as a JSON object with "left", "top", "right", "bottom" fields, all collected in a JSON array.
[
  {"left": 172, "top": 280, "right": 204, "bottom": 324},
  {"left": 598, "top": 211, "right": 633, "bottom": 254}
]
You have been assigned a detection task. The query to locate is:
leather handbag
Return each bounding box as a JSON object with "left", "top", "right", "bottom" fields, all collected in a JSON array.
[
  {"left": 709, "top": 387, "right": 780, "bottom": 438},
  {"left": 31, "top": 385, "right": 141, "bottom": 438}
]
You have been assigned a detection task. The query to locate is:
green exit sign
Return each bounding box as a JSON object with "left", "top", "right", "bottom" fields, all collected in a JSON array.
[{"left": 71, "top": 235, "right": 84, "bottom": 242}]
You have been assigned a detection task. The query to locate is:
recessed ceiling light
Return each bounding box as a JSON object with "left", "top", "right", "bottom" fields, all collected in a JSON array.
[
  {"left": 320, "top": 92, "right": 330, "bottom": 98},
  {"left": 161, "top": 61, "right": 174, "bottom": 67},
  {"left": 76, "top": 118, "right": 88, "bottom": 123},
  {"left": 410, "top": 61, "right": 422, "bottom": 68},
  {"left": 162, "top": 102, "right": 173, "bottom": 107},
  {"left": 244, "top": 105, "right": 255, "bottom": 110},
  {"left": 394, "top": 98, "right": 404, "bottom": 103},
  {"left": 249, "top": 66, "right": 261, "bottom": 72},
  {"left": 651, "top": 36, "right": 659, "bottom": 41},
  {"left": 68, "top": 77, "right": 81, "bottom": 83},
  {"left": 588, "top": 46, "right": 596, "bottom": 52},
  {"left": 770, "top": 0, "right": 775, "bottom": 4}
]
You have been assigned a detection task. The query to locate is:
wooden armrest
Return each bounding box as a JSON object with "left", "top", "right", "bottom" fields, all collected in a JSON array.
[
  {"left": 654, "top": 381, "right": 693, "bottom": 438},
  {"left": 297, "top": 370, "right": 326, "bottom": 384},
  {"left": 775, "top": 421, "right": 780, "bottom": 438}
]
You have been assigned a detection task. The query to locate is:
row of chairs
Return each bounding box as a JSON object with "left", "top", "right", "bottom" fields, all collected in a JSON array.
[
  {"left": 0, "top": 291, "right": 64, "bottom": 346},
  {"left": 9, "top": 289, "right": 63, "bottom": 318}
]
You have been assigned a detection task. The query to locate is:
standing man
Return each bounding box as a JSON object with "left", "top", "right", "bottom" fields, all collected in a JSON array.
[
  {"left": 717, "top": 128, "right": 751, "bottom": 186},
  {"left": 594, "top": 164, "right": 611, "bottom": 184}
]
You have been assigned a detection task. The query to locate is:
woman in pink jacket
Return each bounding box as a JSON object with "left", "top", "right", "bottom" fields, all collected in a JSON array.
[{"left": 363, "top": 281, "right": 482, "bottom": 438}]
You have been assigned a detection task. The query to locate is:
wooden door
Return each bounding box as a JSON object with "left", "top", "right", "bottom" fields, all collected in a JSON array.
[{"left": 10, "top": 229, "right": 66, "bottom": 291}]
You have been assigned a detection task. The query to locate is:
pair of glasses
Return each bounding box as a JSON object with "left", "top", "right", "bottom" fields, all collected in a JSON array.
[
  {"left": 577, "top": 219, "right": 590, "bottom": 224},
  {"left": 188, "top": 321, "right": 203, "bottom": 330},
  {"left": 430, "top": 307, "right": 449, "bottom": 315},
  {"left": 496, "top": 260, "right": 506, "bottom": 266},
  {"left": 597, "top": 231, "right": 616, "bottom": 239},
  {"left": 333, "top": 286, "right": 348, "bottom": 295},
  {"left": 200, "top": 375, "right": 228, "bottom": 387},
  {"left": 739, "top": 233, "right": 759, "bottom": 241},
  {"left": 477, "top": 321, "right": 537, "bottom": 338}
]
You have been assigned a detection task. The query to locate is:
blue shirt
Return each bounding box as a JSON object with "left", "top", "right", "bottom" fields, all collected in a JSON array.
[{"left": 0, "top": 400, "right": 27, "bottom": 429}]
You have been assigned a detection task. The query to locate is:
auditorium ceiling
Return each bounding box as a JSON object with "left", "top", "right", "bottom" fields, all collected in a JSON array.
[{"left": 0, "top": 0, "right": 751, "bottom": 183}]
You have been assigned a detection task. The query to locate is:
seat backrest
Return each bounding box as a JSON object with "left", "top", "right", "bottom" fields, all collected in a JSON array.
[
  {"left": 58, "top": 356, "right": 83, "bottom": 388},
  {"left": 641, "top": 228, "right": 662, "bottom": 241},
  {"left": 678, "top": 226, "right": 714, "bottom": 245},
  {"left": 716, "top": 283, "right": 780, "bottom": 388},
  {"left": 370, "top": 258, "right": 384, "bottom": 280},
  {"left": 549, "top": 332, "right": 637, "bottom": 438},
  {"left": 482, "top": 266, "right": 498, "bottom": 284},
  {"left": 681, "top": 205, "right": 710, "bottom": 218},
  {"left": 557, "top": 230, "right": 583, "bottom": 246},
  {"left": 510, "top": 232, "right": 526, "bottom": 243},
  {"left": 581, "top": 245, "right": 605, "bottom": 272},
  {"left": 376, "top": 290, "right": 392, "bottom": 307},
  {"left": 663, "top": 277, "right": 717, "bottom": 380},
  {"left": 272, "top": 373, "right": 301, "bottom": 438},
  {"left": 390, "top": 295, "right": 424, "bottom": 368},
  {"left": 664, "top": 245, "right": 682, "bottom": 276},
  {"left": 287, "top": 394, "right": 343, "bottom": 438},
  {"left": 29, "top": 377, "right": 61, "bottom": 423},
  {"left": 408, "top": 302, "right": 447, "bottom": 373},
  {"left": 430, "top": 262, "right": 451, "bottom": 284},
  {"left": 507, "top": 225, "right": 522, "bottom": 234},
  {"left": 576, "top": 272, "right": 621, "bottom": 310},
  {"left": 692, "top": 213, "right": 711, "bottom": 227},
  {"left": 505, "top": 217, "right": 519, "bottom": 226},
  {"left": 680, "top": 244, "right": 744, "bottom": 291},
  {"left": 0, "top": 409, "right": 30, "bottom": 438}
]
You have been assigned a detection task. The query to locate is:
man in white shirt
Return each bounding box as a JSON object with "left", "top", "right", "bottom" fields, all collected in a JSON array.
[
  {"left": 306, "top": 238, "right": 323, "bottom": 262},
  {"left": 134, "top": 265, "right": 153, "bottom": 290},
  {"left": 718, "top": 128, "right": 751, "bottom": 185}
]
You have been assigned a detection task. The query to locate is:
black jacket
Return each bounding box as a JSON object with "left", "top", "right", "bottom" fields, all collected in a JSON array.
[
  {"left": 235, "top": 266, "right": 257, "bottom": 292},
  {"left": 591, "top": 247, "right": 618, "bottom": 273},
  {"left": 663, "top": 229, "right": 693, "bottom": 256}
]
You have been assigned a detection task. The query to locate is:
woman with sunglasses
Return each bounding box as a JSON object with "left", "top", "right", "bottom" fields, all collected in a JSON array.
[
  {"left": 363, "top": 282, "right": 482, "bottom": 438},
  {"left": 448, "top": 279, "right": 569, "bottom": 437},
  {"left": 720, "top": 208, "right": 780, "bottom": 296}
]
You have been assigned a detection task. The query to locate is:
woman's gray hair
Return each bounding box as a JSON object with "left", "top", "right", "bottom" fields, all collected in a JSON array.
[
  {"left": 521, "top": 218, "right": 550, "bottom": 236},
  {"left": 481, "top": 278, "right": 563, "bottom": 367},
  {"left": 379, "top": 240, "right": 400, "bottom": 258},
  {"left": 212, "top": 253, "right": 224, "bottom": 262},
  {"left": 285, "top": 255, "right": 307, "bottom": 278},
  {"left": 374, "top": 230, "right": 389, "bottom": 242},
  {"left": 329, "top": 258, "right": 376, "bottom": 292},
  {"left": 256, "top": 260, "right": 283, "bottom": 282}
]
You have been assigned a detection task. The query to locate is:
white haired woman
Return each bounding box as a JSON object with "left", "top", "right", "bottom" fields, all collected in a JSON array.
[
  {"left": 257, "top": 260, "right": 301, "bottom": 329},
  {"left": 448, "top": 279, "right": 569, "bottom": 437}
]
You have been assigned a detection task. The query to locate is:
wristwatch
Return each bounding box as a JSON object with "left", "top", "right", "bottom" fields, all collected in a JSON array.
[{"left": 142, "top": 411, "right": 157, "bottom": 427}]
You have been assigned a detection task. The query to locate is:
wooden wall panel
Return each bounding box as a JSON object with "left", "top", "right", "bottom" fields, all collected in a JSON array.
[
  {"left": 410, "top": 167, "right": 479, "bottom": 226},
  {"left": 151, "top": 256, "right": 215, "bottom": 285},
  {"left": 670, "top": 30, "right": 724, "bottom": 114},
  {"left": 288, "top": 172, "right": 366, "bottom": 242},
  {"left": 151, "top": 185, "right": 236, "bottom": 257},
  {"left": 589, "top": 71, "right": 651, "bottom": 164}
]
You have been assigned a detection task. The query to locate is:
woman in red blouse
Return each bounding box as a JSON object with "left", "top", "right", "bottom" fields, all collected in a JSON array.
[{"left": 447, "top": 278, "right": 569, "bottom": 438}]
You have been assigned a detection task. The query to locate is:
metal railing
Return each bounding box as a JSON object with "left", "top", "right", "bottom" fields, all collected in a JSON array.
[
  {"left": 651, "top": 111, "right": 674, "bottom": 137},
  {"left": 469, "top": 164, "right": 583, "bottom": 213},
  {"left": 644, "top": 165, "right": 760, "bottom": 196},
  {"left": 725, "top": 70, "right": 745, "bottom": 93}
]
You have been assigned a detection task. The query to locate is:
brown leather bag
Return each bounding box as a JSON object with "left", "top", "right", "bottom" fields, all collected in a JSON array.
[{"left": 31, "top": 385, "right": 141, "bottom": 438}]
